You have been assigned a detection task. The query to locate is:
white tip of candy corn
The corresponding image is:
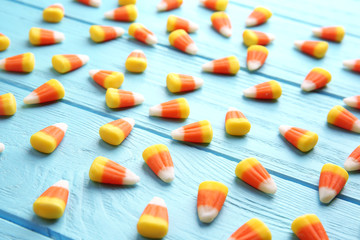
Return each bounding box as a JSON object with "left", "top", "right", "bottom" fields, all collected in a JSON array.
[
  {"left": 343, "top": 96, "right": 358, "bottom": 108},
  {"left": 149, "top": 196, "right": 167, "bottom": 207},
  {"left": 158, "top": 167, "right": 175, "bottom": 183},
  {"left": 189, "top": 22, "right": 199, "bottom": 33},
  {"left": 202, "top": 61, "right": 214, "bottom": 72},
  {"left": 220, "top": 27, "right": 232, "bottom": 38},
  {"left": 258, "top": 178, "right": 277, "bottom": 194},
  {"left": 171, "top": 128, "right": 184, "bottom": 141},
  {"left": 343, "top": 60, "right": 356, "bottom": 70},
  {"left": 53, "top": 123, "right": 68, "bottom": 133},
  {"left": 312, "top": 28, "right": 321, "bottom": 37},
  {"left": 77, "top": 54, "right": 89, "bottom": 65},
  {"left": 0, "top": 143, "right": 5, "bottom": 153},
  {"left": 157, "top": 2, "right": 167, "bottom": 11},
  {"left": 23, "top": 92, "right": 39, "bottom": 104},
  {"left": 149, "top": 104, "right": 162, "bottom": 117},
  {"left": 247, "top": 60, "right": 262, "bottom": 71},
  {"left": 243, "top": 86, "right": 256, "bottom": 98},
  {"left": 301, "top": 80, "right": 317, "bottom": 92},
  {"left": 228, "top": 107, "right": 238, "bottom": 112},
  {"left": 123, "top": 169, "right": 140, "bottom": 185},
  {"left": 245, "top": 18, "right": 257, "bottom": 27},
  {"left": 114, "top": 27, "right": 125, "bottom": 37},
  {"left": 88, "top": 69, "right": 99, "bottom": 78},
  {"left": 198, "top": 206, "right": 219, "bottom": 223},
  {"left": 319, "top": 187, "right": 337, "bottom": 204},
  {"left": 352, "top": 120, "right": 360, "bottom": 133},
  {"left": 344, "top": 157, "right": 360, "bottom": 171},
  {"left": 133, "top": 93, "right": 145, "bottom": 105},
  {"left": 89, "top": 0, "right": 101, "bottom": 7},
  {"left": 54, "top": 31, "right": 65, "bottom": 43},
  {"left": 279, "top": 125, "right": 292, "bottom": 136},
  {"left": 53, "top": 180, "right": 69, "bottom": 190},
  {"left": 194, "top": 77, "right": 204, "bottom": 89},
  {"left": 104, "top": 10, "right": 115, "bottom": 19},
  {"left": 0, "top": 59, "right": 5, "bottom": 70},
  {"left": 185, "top": 43, "right": 198, "bottom": 55},
  {"left": 294, "top": 40, "right": 304, "bottom": 50},
  {"left": 146, "top": 35, "right": 158, "bottom": 45},
  {"left": 122, "top": 117, "right": 135, "bottom": 127}
]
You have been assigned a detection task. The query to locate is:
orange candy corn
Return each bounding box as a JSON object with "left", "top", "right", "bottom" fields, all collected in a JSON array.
[
  {"left": 319, "top": 163, "right": 348, "bottom": 203},
  {"left": 243, "top": 30, "right": 275, "bottom": 47},
  {"left": 343, "top": 59, "right": 360, "bottom": 73},
  {"left": 157, "top": 0, "right": 183, "bottom": 11},
  {"left": 243, "top": 80, "right": 282, "bottom": 100},
  {"left": 279, "top": 126, "right": 318, "bottom": 152},
  {"left": 228, "top": 218, "right": 272, "bottom": 240},
  {"left": 294, "top": 40, "right": 328, "bottom": 59},
  {"left": 125, "top": 50, "right": 147, "bottom": 73},
  {"left": 137, "top": 197, "right": 169, "bottom": 239},
  {"left": 149, "top": 98, "right": 190, "bottom": 119},
  {"left": 52, "top": 54, "right": 89, "bottom": 74},
  {"left": 327, "top": 105, "right": 360, "bottom": 133},
  {"left": 99, "top": 117, "right": 135, "bottom": 145},
  {"left": 89, "top": 156, "right": 140, "bottom": 185},
  {"left": 197, "top": 181, "right": 228, "bottom": 223},
  {"left": 33, "top": 180, "right": 69, "bottom": 219},
  {"left": 0, "top": 52, "right": 35, "bottom": 73},
  {"left": 89, "top": 25, "right": 124, "bottom": 43},
  {"left": 171, "top": 120, "right": 213, "bottom": 143},
  {"left": 313, "top": 26, "right": 345, "bottom": 42},
  {"left": 128, "top": 23, "right": 158, "bottom": 45},
  {"left": 344, "top": 146, "right": 360, "bottom": 171},
  {"left": 30, "top": 123, "right": 67, "bottom": 154},
  {"left": 292, "top": 214, "right": 329, "bottom": 240},
  {"left": 169, "top": 29, "right": 198, "bottom": 55},
  {"left": 200, "top": 0, "right": 228, "bottom": 11},
  {"left": 235, "top": 157, "right": 277, "bottom": 194},
  {"left": 246, "top": 7, "right": 272, "bottom": 27},
  {"left": 247, "top": 45, "right": 268, "bottom": 71},
  {"left": 211, "top": 12, "right": 232, "bottom": 37},
  {"left": 43, "top": 3, "right": 64, "bottom": 23},
  {"left": 0, "top": 93, "right": 16, "bottom": 116},
  {"left": 89, "top": 70, "right": 124, "bottom": 89},
  {"left": 143, "top": 144, "right": 174, "bottom": 183},
  {"left": 104, "top": 5, "right": 138, "bottom": 22},
  {"left": 225, "top": 107, "right": 251, "bottom": 136},
  {"left": 301, "top": 67, "right": 331, "bottom": 92},
  {"left": 105, "top": 88, "right": 144, "bottom": 108},
  {"left": 76, "top": 0, "right": 101, "bottom": 7},
  {"left": 344, "top": 96, "right": 360, "bottom": 109},
  {"left": 167, "top": 15, "right": 199, "bottom": 33},
  {"left": 23, "top": 79, "right": 65, "bottom": 104},
  {"left": 166, "top": 73, "right": 203, "bottom": 93},
  {"left": 202, "top": 56, "right": 240, "bottom": 75},
  {"left": 29, "top": 27, "right": 64, "bottom": 46}
]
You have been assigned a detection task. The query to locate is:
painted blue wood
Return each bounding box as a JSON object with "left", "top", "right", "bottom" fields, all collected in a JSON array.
[
  {"left": 1, "top": 0, "right": 360, "bottom": 239},
  {"left": 0, "top": 218, "right": 51, "bottom": 240}
]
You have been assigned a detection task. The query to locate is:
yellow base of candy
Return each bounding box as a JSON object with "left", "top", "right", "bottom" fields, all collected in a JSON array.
[
  {"left": 22, "top": 53, "right": 35, "bottom": 73},
  {"left": 125, "top": 57, "right": 147, "bottom": 73},
  {"left": 105, "top": 88, "right": 120, "bottom": 108},
  {"left": 137, "top": 215, "right": 168, "bottom": 239},
  {"left": 43, "top": 9, "right": 64, "bottom": 23},
  {"left": 226, "top": 119, "right": 251, "bottom": 136},
  {"left": 297, "top": 132, "right": 318, "bottom": 152},
  {"left": 119, "top": 0, "right": 137, "bottom": 5},
  {"left": 313, "top": 42, "right": 329, "bottom": 59},
  {"left": 99, "top": 124, "right": 125, "bottom": 145},
  {"left": 1, "top": 93, "right": 17, "bottom": 115},
  {"left": 0, "top": 36, "right": 10, "bottom": 51},
  {"left": 52, "top": 55, "right": 71, "bottom": 74},
  {"left": 104, "top": 73, "right": 124, "bottom": 89},
  {"left": 33, "top": 197, "right": 66, "bottom": 219},
  {"left": 30, "top": 132, "right": 57, "bottom": 153}
]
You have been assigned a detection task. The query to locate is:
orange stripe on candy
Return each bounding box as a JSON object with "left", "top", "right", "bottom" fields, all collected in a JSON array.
[
  {"left": 164, "top": 0, "right": 180, "bottom": 10},
  {"left": 249, "top": 11, "right": 266, "bottom": 24},
  {"left": 247, "top": 50, "right": 267, "bottom": 65},
  {"left": 354, "top": 60, "right": 360, "bottom": 72},
  {"left": 5, "top": 54, "right": 24, "bottom": 72},
  {"left": 93, "top": 70, "right": 112, "bottom": 86},
  {"left": 35, "top": 83, "right": 59, "bottom": 103},
  {"left": 203, "top": 0, "right": 216, "bottom": 9},
  {"left": 175, "top": 18, "right": 190, "bottom": 32},
  {"left": 146, "top": 151, "right": 173, "bottom": 174},
  {"left": 284, "top": 127, "right": 307, "bottom": 148},
  {"left": 134, "top": 28, "right": 152, "bottom": 43},
  {"left": 226, "top": 110, "right": 246, "bottom": 121},
  {"left": 230, "top": 224, "right": 262, "bottom": 240},
  {"left": 213, "top": 58, "right": 230, "bottom": 74},
  {"left": 114, "top": 7, "right": 129, "bottom": 21},
  {"left": 178, "top": 74, "right": 195, "bottom": 91},
  {"left": 183, "top": 122, "right": 203, "bottom": 142},
  {"left": 301, "top": 41, "right": 317, "bottom": 56},
  {"left": 321, "top": 27, "right": 337, "bottom": 41},
  {"left": 109, "top": 119, "right": 132, "bottom": 137},
  {"left": 41, "top": 126, "right": 65, "bottom": 146},
  {"left": 161, "top": 100, "right": 181, "bottom": 118},
  {"left": 102, "top": 27, "right": 117, "bottom": 41},
  {"left": 306, "top": 71, "right": 328, "bottom": 88},
  {"left": 118, "top": 91, "right": 135, "bottom": 107},
  {"left": 349, "top": 146, "right": 360, "bottom": 159},
  {"left": 173, "top": 34, "right": 189, "bottom": 52},
  {"left": 256, "top": 31, "right": 270, "bottom": 45},
  {"left": 142, "top": 204, "right": 168, "bottom": 221},
  {"left": 63, "top": 55, "right": 82, "bottom": 71},
  {"left": 241, "top": 164, "right": 270, "bottom": 189},
  {"left": 255, "top": 82, "right": 273, "bottom": 99},
  {"left": 197, "top": 189, "right": 226, "bottom": 211},
  {"left": 319, "top": 171, "right": 347, "bottom": 194},
  {"left": 0, "top": 97, "right": 4, "bottom": 115},
  {"left": 40, "top": 29, "right": 55, "bottom": 45},
  {"left": 334, "top": 110, "right": 357, "bottom": 131},
  {"left": 296, "top": 222, "right": 328, "bottom": 240},
  {"left": 102, "top": 160, "right": 126, "bottom": 184},
  {"left": 40, "top": 186, "right": 69, "bottom": 204}
]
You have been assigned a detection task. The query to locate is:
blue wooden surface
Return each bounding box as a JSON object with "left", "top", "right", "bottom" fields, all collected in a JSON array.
[{"left": 1, "top": 0, "right": 360, "bottom": 239}]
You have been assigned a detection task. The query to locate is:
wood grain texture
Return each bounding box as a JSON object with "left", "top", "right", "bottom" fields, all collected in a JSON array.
[
  {"left": 0, "top": 218, "right": 51, "bottom": 240},
  {"left": 1, "top": 0, "right": 360, "bottom": 239}
]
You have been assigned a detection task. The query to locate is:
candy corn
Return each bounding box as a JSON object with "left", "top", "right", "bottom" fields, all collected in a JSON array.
[
  {"left": 43, "top": 4, "right": 64, "bottom": 23},
  {"left": 99, "top": 118, "right": 135, "bottom": 145},
  {"left": 343, "top": 59, "right": 360, "bottom": 73},
  {"left": 246, "top": 7, "right": 272, "bottom": 27},
  {"left": 89, "top": 25, "right": 124, "bottom": 43},
  {"left": 29, "top": 27, "right": 64, "bottom": 46},
  {"left": 30, "top": 123, "right": 67, "bottom": 154},
  {"left": 344, "top": 96, "right": 360, "bottom": 109},
  {"left": 33, "top": 180, "right": 69, "bottom": 219},
  {"left": 292, "top": 214, "right": 329, "bottom": 240},
  {"left": 327, "top": 105, "right": 360, "bottom": 133},
  {"left": 128, "top": 23, "right": 158, "bottom": 45},
  {"left": 301, "top": 67, "right": 331, "bottom": 92},
  {"left": 143, "top": 144, "right": 174, "bottom": 183},
  {"left": 0, "top": 143, "right": 4, "bottom": 153},
  {"left": 169, "top": 29, "right": 198, "bottom": 55},
  {"left": 167, "top": 15, "right": 199, "bottom": 33},
  {"left": 211, "top": 12, "right": 231, "bottom": 37},
  {"left": 202, "top": 56, "right": 240, "bottom": 75},
  {"left": 105, "top": 88, "right": 144, "bottom": 108},
  {"left": 166, "top": 73, "right": 203, "bottom": 93},
  {"left": 0, "top": 33, "right": 10, "bottom": 51},
  {"left": 171, "top": 120, "right": 213, "bottom": 143},
  {"left": 104, "top": 5, "right": 138, "bottom": 22},
  {"left": 243, "top": 30, "right": 275, "bottom": 47},
  {"left": 243, "top": 80, "right": 282, "bottom": 100},
  {"left": 76, "top": 0, "right": 101, "bottom": 7},
  {"left": 247, "top": 45, "right": 268, "bottom": 71},
  {"left": 119, "top": 0, "right": 136, "bottom": 5},
  {"left": 149, "top": 98, "right": 190, "bottom": 119},
  {"left": 23, "top": 79, "right": 65, "bottom": 105},
  {"left": 200, "top": 0, "right": 228, "bottom": 11},
  {"left": 125, "top": 50, "right": 147, "bottom": 73},
  {"left": 89, "top": 70, "right": 124, "bottom": 89},
  {"left": 228, "top": 218, "right": 272, "bottom": 240},
  {"left": 313, "top": 26, "right": 345, "bottom": 42},
  {"left": 52, "top": 54, "right": 89, "bottom": 74},
  {"left": 279, "top": 126, "right": 318, "bottom": 152},
  {"left": 0, "top": 53, "right": 35, "bottom": 73},
  {"left": 225, "top": 107, "right": 251, "bottom": 136},
  {"left": 137, "top": 197, "right": 169, "bottom": 239},
  {"left": 319, "top": 163, "right": 348, "bottom": 203},
  {"left": 235, "top": 157, "right": 277, "bottom": 194},
  {"left": 197, "top": 181, "right": 228, "bottom": 223},
  {"left": 157, "top": 0, "right": 183, "bottom": 11},
  {"left": 0, "top": 93, "right": 16, "bottom": 116},
  {"left": 89, "top": 156, "right": 140, "bottom": 185},
  {"left": 344, "top": 146, "right": 360, "bottom": 171},
  {"left": 294, "top": 40, "right": 328, "bottom": 59}
]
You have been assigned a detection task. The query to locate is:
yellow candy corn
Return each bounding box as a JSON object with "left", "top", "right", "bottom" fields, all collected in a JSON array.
[
  {"left": 200, "top": 0, "right": 228, "bottom": 11},
  {"left": 0, "top": 93, "right": 16, "bottom": 116},
  {"left": 105, "top": 88, "right": 144, "bottom": 108},
  {"left": 52, "top": 54, "right": 89, "bottom": 74},
  {"left": 166, "top": 73, "right": 203, "bottom": 93},
  {"left": 292, "top": 214, "right": 329, "bottom": 240},
  {"left": 89, "top": 70, "right": 124, "bottom": 89},
  {"left": 279, "top": 126, "right": 318, "bottom": 152},
  {"left": 0, "top": 33, "right": 10, "bottom": 51},
  {"left": 30, "top": 123, "right": 67, "bottom": 153},
  {"left": 43, "top": 4, "right": 64, "bottom": 23},
  {"left": 246, "top": 6, "right": 272, "bottom": 27},
  {"left": 125, "top": 50, "right": 147, "bottom": 73},
  {"left": 89, "top": 25, "right": 124, "bottom": 43},
  {"left": 29, "top": 27, "right": 65, "bottom": 46},
  {"left": 228, "top": 218, "right": 272, "bottom": 240},
  {"left": 23, "top": 79, "right": 65, "bottom": 105},
  {"left": 0, "top": 53, "right": 35, "bottom": 73},
  {"left": 294, "top": 40, "right": 328, "bottom": 59},
  {"left": 202, "top": 56, "right": 240, "bottom": 75},
  {"left": 149, "top": 98, "right": 190, "bottom": 119},
  {"left": 99, "top": 118, "right": 135, "bottom": 145},
  {"left": 171, "top": 120, "right": 213, "bottom": 143},
  {"left": 313, "top": 26, "right": 345, "bottom": 42},
  {"left": 225, "top": 107, "right": 251, "bottom": 136},
  {"left": 119, "top": 0, "right": 136, "bottom": 5}
]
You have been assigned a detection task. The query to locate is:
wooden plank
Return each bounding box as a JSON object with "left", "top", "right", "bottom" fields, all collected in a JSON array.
[{"left": 0, "top": 218, "right": 51, "bottom": 240}]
